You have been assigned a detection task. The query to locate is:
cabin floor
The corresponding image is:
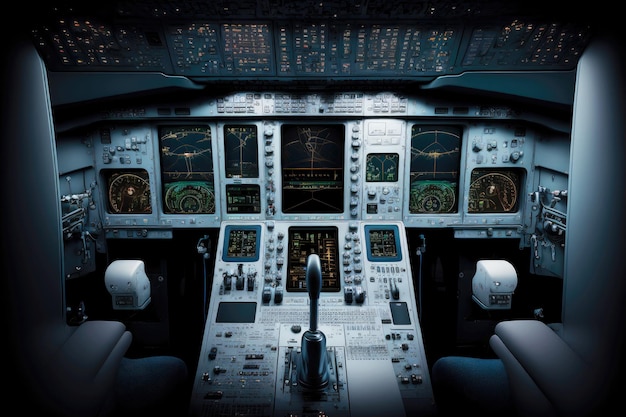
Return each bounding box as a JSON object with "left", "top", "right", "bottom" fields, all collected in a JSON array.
[{"left": 65, "top": 228, "right": 563, "bottom": 416}]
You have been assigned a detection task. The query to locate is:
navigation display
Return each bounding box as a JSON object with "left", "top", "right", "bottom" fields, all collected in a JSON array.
[
  {"left": 159, "top": 126, "right": 215, "bottom": 214},
  {"left": 224, "top": 124, "right": 259, "bottom": 178},
  {"left": 281, "top": 124, "right": 345, "bottom": 214},
  {"left": 286, "top": 226, "right": 340, "bottom": 292},
  {"left": 408, "top": 125, "right": 462, "bottom": 214}
]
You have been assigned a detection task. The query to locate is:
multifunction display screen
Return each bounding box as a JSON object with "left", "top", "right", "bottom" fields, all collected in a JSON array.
[
  {"left": 365, "top": 153, "right": 400, "bottom": 182},
  {"left": 281, "top": 124, "right": 345, "bottom": 214},
  {"left": 364, "top": 225, "right": 402, "bottom": 262},
  {"left": 159, "top": 126, "right": 215, "bottom": 214},
  {"left": 222, "top": 225, "right": 261, "bottom": 261},
  {"left": 286, "top": 226, "right": 340, "bottom": 292},
  {"left": 226, "top": 184, "right": 261, "bottom": 213},
  {"left": 224, "top": 124, "right": 259, "bottom": 178},
  {"left": 409, "top": 125, "right": 462, "bottom": 214}
]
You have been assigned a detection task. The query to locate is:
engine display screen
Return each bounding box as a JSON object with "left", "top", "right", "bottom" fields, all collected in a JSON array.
[
  {"left": 286, "top": 226, "right": 340, "bottom": 292},
  {"left": 281, "top": 124, "right": 344, "bottom": 214},
  {"left": 468, "top": 168, "right": 523, "bottom": 213},
  {"left": 224, "top": 124, "right": 259, "bottom": 178},
  {"left": 159, "top": 126, "right": 215, "bottom": 214},
  {"left": 364, "top": 225, "right": 402, "bottom": 261},
  {"left": 409, "top": 125, "right": 462, "bottom": 214},
  {"left": 223, "top": 225, "right": 261, "bottom": 261},
  {"left": 226, "top": 184, "right": 261, "bottom": 213},
  {"left": 365, "top": 153, "right": 399, "bottom": 182}
]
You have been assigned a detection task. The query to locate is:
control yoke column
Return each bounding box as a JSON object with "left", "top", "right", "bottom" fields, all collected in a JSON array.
[{"left": 297, "top": 254, "right": 330, "bottom": 390}]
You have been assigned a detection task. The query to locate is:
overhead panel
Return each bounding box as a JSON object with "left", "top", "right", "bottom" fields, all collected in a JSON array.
[{"left": 30, "top": 1, "right": 592, "bottom": 79}]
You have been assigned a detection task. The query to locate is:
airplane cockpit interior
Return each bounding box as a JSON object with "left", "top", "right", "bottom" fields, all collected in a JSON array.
[{"left": 3, "top": 1, "right": 625, "bottom": 416}]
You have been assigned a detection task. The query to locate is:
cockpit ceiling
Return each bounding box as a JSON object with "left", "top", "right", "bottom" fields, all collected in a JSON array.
[{"left": 31, "top": 0, "right": 593, "bottom": 83}]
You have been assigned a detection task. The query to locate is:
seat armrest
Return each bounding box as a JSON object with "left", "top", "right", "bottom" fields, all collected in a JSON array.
[
  {"left": 491, "top": 320, "right": 596, "bottom": 417},
  {"left": 44, "top": 321, "right": 132, "bottom": 416}
]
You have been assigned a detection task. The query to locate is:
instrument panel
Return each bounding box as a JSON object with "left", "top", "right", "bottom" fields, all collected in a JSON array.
[
  {"left": 68, "top": 92, "right": 538, "bottom": 238},
  {"left": 54, "top": 92, "right": 567, "bottom": 413}
]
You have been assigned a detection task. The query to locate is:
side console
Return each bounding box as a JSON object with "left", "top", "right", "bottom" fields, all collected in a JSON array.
[{"left": 189, "top": 220, "right": 435, "bottom": 417}]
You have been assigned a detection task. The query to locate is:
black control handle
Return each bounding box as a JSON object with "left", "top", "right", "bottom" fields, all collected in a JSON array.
[
  {"left": 299, "top": 253, "right": 330, "bottom": 390},
  {"left": 306, "top": 254, "right": 322, "bottom": 332}
]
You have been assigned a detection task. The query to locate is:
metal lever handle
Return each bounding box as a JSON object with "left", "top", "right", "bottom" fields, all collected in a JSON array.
[{"left": 306, "top": 254, "right": 322, "bottom": 332}]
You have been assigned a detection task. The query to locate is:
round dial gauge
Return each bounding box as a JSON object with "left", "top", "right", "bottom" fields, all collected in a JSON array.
[
  {"left": 107, "top": 172, "right": 151, "bottom": 214},
  {"left": 468, "top": 171, "right": 519, "bottom": 213}
]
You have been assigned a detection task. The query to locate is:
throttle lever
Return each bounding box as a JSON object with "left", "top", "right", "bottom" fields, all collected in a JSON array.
[
  {"left": 298, "top": 253, "right": 330, "bottom": 390},
  {"left": 306, "top": 253, "right": 322, "bottom": 332}
]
